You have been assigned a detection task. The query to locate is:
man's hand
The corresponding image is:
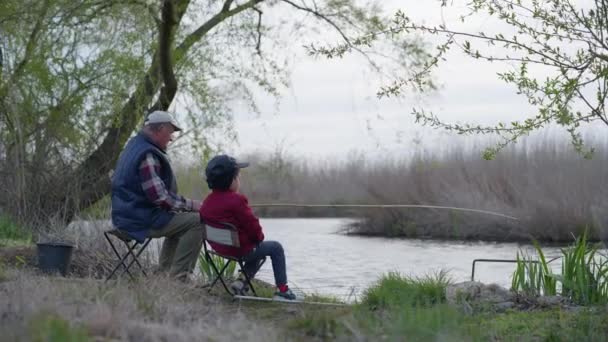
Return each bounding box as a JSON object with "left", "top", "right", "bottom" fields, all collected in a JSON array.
[{"left": 191, "top": 199, "right": 202, "bottom": 211}]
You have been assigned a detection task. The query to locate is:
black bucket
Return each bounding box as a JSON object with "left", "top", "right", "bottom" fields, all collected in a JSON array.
[{"left": 37, "top": 242, "right": 74, "bottom": 276}]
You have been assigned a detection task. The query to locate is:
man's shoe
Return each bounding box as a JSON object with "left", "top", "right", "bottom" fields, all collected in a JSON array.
[
  {"left": 273, "top": 288, "right": 297, "bottom": 301},
  {"left": 230, "top": 279, "right": 250, "bottom": 295}
]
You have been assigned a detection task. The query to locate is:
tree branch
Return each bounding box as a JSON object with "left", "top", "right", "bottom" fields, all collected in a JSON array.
[
  {"left": 281, "top": 0, "right": 351, "bottom": 45},
  {"left": 222, "top": 0, "right": 235, "bottom": 12},
  {"left": 253, "top": 7, "right": 263, "bottom": 55},
  {"left": 176, "top": 0, "right": 264, "bottom": 56}
]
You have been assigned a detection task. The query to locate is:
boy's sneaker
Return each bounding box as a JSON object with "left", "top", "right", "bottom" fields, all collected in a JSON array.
[
  {"left": 230, "top": 279, "right": 249, "bottom": 295},
  {"left": 273, "top": 288, "right": 297, "bottom": 301}
]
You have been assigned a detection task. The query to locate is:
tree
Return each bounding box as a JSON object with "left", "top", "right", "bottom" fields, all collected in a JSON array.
[
  {"left": 0, "top": 0, "right": 430, "bottom": 225},
  {"left": 311, "top": 0, "right": 608, "bottom": 159}
]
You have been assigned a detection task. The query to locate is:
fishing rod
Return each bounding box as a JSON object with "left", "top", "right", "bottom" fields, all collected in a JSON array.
[{"left": 249, "top": 203, "right": 519, "bottom": 221}]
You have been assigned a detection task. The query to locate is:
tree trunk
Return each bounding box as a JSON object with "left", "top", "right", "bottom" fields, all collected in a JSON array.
[{"left": 36, "top": 0, "right": 264, "bottom": 224}]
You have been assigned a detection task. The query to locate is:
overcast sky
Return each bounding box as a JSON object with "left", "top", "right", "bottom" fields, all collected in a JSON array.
[{"left": 206, "top": 0, "right": 601, "bottom": 161}]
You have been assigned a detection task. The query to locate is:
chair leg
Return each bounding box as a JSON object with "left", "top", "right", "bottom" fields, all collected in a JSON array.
[
  {"left": 206, "top": 252, "right": 233, "bottom": 296},
  {"left": 238, "top": 260, "right": 259, "bottom": 297},
  {"left": 104, "top": 233, "right": 151, "bottom": 281},
  {"left": 117, "top": 239, "right": 152, "bottom": 279},
  {"left": 125, "top": 238, "right": 151, "bottom": 276},
  {"left": 105, "top": 233, "right": 136, "bottom": 281},
  {"left": 106, "top": 245, "right": 136, "bottom": 281}
]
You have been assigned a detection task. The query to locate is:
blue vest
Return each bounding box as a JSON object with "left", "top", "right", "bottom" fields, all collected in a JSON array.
[{"left": 111, "top": 132, "right": 176, "bottom": 242}]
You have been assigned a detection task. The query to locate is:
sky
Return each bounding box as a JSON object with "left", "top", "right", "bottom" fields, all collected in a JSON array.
[{"left": 204, "top": 0, "right": 601, "bottom": 161}]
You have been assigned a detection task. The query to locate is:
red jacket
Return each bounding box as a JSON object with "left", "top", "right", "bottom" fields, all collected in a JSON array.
[{"left": 199, "top": 190, "right": 264, "bottom": 257}]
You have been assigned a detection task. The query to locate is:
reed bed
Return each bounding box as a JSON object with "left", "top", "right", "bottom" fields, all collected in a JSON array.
[{"left": 174, "top": 137, "right": 608, "bottom": 242}]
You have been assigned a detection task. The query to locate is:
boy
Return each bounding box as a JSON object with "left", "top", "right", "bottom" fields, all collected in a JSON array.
[{"left": 199, "top": 155, "right": 296, "bottom": 300}]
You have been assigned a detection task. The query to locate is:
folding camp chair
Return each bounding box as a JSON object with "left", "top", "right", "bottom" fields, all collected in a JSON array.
[
  {"left": 104, "top": 229, "right": 152, "bottom": 281},
  {"left": 202, "top": 222, "right": 265, "bottom": 296}
]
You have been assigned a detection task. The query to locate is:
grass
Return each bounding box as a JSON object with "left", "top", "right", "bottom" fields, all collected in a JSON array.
[
  {"left": 511, "top": 242, "right": 557, "bottom": 297},
  {"left": 361, "top": 271, "right": 451, "bottom": 309},
  {"left": 511, "top": 231, "right": 608, "bottom": 305},
  {"left": 0, "top": 268, "right": 282, "bottom": 341},
  {"left": 289, "top": 271, "right": 608, "bottom": 341},
  {"left": 197, "top": 253, "right": 237, "bottom": 284},
  {"left": 1, "top": 266, "right": 607, "bottom": 341},
  {"left": 0, "top": 216, "right": 605, "bottom": 340},
  {"left": 475, "top": 309, "right": 608, "bottom": 341},
  {"left": 559, "top": 232, "right": 608, "bottom": 305},
  {"left": 29, "top": 313, "right": 89, "bottom": 342}
]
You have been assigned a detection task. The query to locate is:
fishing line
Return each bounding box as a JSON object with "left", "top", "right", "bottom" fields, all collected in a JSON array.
[{"left": 250, "top": 203, "right": 519, "bottom": 221}]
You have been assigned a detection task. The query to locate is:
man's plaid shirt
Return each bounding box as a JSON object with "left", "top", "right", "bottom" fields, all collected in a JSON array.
[{"left": 139, "top": 153, "right": 195, "bottom": 211}]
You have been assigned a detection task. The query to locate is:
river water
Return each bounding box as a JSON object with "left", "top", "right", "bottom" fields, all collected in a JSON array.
[
  {"left": 79, "top": 218, "right": 568, "bottom": 301},
  {"left": 243, "top": 218, "right": 564, "bottom": 301}
]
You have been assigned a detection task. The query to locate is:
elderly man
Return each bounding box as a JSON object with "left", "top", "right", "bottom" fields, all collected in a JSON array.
[{"left": 111, "top": 110, "right": 203, "bottom": 280}]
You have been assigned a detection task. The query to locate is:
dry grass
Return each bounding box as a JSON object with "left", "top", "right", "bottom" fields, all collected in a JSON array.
[
  {"left": 0, "top": 268, "right": 283, "bottom": 341},
  {"left": 0, "top": 222, "right": 338, "bottom": 341}
]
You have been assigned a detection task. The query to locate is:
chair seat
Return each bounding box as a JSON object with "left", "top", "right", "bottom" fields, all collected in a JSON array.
[
  {"left": 106, "top": 229, "right": 134, "bottom": 242},
  {"left": 207, "top": 250, "right": 242, "bottom": 262},
  {"left": 104, "top": 229, "right": 152, "bottom": 281},
  {"left": 202, "top": 222, "right": 263, "bottom": 297}
]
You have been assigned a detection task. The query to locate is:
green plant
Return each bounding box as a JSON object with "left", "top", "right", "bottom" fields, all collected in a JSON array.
[
  {"left": 512, "top": 231, "right": 608, "bottom": 305},
  {"left": 559, "top": 232, "right": 608, "bottom": 305},
  {"left": 29, "top": 313, "right": 88, "bottom": 342},
  {"left": 304, "top": 292, "right": 344, "bottom": 304},
  {"left": 361, "top": 271, "right": 451, "bottom": 309},
  {"left": 198, "top": 253, "right": 237, "bottom": 283},
  {"left": 511, "top": 242, "right": 556, "bottom": 296},
  {"left": 250, "top": 281, "right": 275, "bottom": 298}
]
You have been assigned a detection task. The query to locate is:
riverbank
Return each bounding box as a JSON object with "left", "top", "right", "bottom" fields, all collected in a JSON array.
[
  {"left": 0, "top": 265, "right": 606, "bottom": 341},
  {"left": 5, "top": 217, "right": 603, "bottom": 295}
]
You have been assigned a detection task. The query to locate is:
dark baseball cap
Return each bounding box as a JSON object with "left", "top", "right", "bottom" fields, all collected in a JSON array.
[{"left": 205, "top": 155, "right": 249, "bottom": 189}]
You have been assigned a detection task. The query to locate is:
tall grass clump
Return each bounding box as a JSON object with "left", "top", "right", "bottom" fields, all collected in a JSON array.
[
  {"left": 197, "top": 253, "right": 237, "bottom": 283},
  {"left": 559, "top": 232, "right": 608, "bottom": 305},
  {"left": 512, "top": 232, "right": 608, "bottom": 305},
  {"left": 511, "top": 242, "right": 557, "bottom": 296},
  {"left": 361, "top": 271, "right": 451, "bottom": 309}
]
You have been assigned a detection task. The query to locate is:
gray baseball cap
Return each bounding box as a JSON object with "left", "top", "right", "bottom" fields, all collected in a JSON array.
[{"left": 144, "top": 110, "right": 183, "bottom": 131}]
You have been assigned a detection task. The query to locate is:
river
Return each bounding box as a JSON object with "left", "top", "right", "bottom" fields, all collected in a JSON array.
[
  {"left": 78, "top": 218, "right": 567, "bottom": 301},
  {"left": 228, "top": 218, "right": 564, "bottom": 301}
]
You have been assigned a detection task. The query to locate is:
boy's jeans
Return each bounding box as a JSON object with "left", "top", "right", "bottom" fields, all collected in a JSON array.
[{"left": 241, "top": 241, "right": 287, "bottom": 286}]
